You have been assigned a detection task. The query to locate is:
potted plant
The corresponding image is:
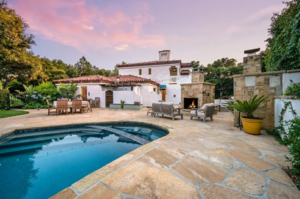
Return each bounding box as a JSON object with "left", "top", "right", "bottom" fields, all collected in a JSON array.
[
  {"left": 229, "top": 95, "right": 268, "bottom": 135},
  {"left": 120, "top": 100, "right": 125, "bottom": 109}
]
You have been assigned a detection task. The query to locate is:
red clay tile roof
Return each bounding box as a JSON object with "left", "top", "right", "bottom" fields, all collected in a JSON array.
[
  {"left": 116, "top": 60, "right": 181, "bottom": 68},
  {"left": 53, "top": 75, "right": 160, "bottom": 86},
  {"left": 181, "top": 63, "right": 193, "bottom": 68}
]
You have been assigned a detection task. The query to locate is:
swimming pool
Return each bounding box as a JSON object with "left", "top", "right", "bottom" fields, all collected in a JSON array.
[{"left": 0, "top": 123, "right": 168, "bottom": 199}]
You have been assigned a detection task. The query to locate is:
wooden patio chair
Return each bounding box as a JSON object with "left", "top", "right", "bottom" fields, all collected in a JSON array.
[
  {"left": 56, "top": 99, "right": 68, "bottom": 115},
  {"left": 190, "top": 105, "right": 214, "bottom": 122},
  {"left": 72, "top": 99, "right": 83, "bottom": 114},
  {"left": 46, "top": 99, "right": 56, "bottom": 115}
]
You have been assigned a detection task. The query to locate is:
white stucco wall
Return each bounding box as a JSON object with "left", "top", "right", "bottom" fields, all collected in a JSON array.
[
  {"left": 118, "top": 63, "right": 192, "bottom": 104},
  {"left": 140, "top": 85, "right": 161, "bottom": 106},
  {"left": 274, "top": 98, "right": 300, "bottom": 135},
  {"left": 113, "top": 91, "right": 142, "bottom": 104},
  {"left": 282, "top": 72, "right": 300, "bottom": 93}
]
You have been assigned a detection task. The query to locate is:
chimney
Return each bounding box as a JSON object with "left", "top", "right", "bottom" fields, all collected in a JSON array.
[
  {"left": 243, "top": 48, "right": 261, "bottom": 74},
  {"left": 159, "top": 50, "right": 171, "bottom": 61},
  {"left": 191, "top": 67, "right": 204, "bottom": 83}
]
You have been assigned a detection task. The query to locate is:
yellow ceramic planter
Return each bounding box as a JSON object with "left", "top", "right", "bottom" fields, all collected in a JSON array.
[{"left": 241, "top": 117, "right": 263, "bottom": 135}]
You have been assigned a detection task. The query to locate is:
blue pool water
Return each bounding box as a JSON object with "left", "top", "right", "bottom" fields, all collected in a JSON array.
[{"left": 0, "top": 123, "right": 167, "bottom": 199}]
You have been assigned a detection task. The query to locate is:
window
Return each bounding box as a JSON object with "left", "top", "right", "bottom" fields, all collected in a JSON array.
[
  {"left": 169, "top": 66, "right": 177, "bottom": 76},
  {"left": 153, "top": 88, "right": 156, "bottom": 92},
  {"left": 148, "top": 68, "right": 151, "bottom": 75},
  {"left": 139, "top": 69, "right": 142, "bottom": 75}
]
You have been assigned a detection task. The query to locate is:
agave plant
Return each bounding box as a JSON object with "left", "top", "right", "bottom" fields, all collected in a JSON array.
[{"left": 229, "top": 95, "right": 268, "bottom": 118}]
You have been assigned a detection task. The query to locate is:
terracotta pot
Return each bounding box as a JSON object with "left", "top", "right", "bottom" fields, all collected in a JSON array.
[{"left": 241, "top": 117, "right": 263, "bottom": 135}]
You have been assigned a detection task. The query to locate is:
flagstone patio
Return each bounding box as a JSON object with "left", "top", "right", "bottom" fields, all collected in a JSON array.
[{"left": 0, "top": 108, "right": 299, "bottom": 199}]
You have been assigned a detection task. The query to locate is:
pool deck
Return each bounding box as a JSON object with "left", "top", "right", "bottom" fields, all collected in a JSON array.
[{"left": 0, "top": 108, "right": 299, "bottom": 199}]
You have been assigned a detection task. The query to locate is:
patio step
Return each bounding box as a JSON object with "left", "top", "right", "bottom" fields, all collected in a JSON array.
[{"left": 87, "top": 125, "right": 150, "bottom": 145}]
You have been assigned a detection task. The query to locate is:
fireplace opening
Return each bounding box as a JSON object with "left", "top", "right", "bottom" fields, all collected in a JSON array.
[{"left": 184, "top": 98, "right": 198, "bottom": 109}]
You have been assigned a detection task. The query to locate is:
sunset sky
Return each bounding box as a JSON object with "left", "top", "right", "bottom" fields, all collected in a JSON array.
[{"left": 9, "top": 0, "right": 285, "bottom": 69}]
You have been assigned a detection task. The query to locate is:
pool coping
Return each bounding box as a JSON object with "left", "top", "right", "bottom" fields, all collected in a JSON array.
[{"left": 0, "top": 121, "right": 177, "bottom": 198}]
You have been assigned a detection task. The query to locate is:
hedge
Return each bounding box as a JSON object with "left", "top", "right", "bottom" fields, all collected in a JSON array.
[{"left": 0, "top": 89, "right": 10, "bottom": 110}]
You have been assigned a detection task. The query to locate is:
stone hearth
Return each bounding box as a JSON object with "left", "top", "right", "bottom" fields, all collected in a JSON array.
[{"left": 181, "top": 69, "right": 215, "bottom": 108}]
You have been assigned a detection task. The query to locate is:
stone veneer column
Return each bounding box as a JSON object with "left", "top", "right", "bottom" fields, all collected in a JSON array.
[{"left": 243, "top": 55, "right": 261, "bottom": 74}]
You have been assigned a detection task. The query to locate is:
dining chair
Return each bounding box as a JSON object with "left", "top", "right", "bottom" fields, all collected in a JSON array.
[
  {"left": 56, "top": 99, "right": 68, "bottom": 115},
  {"left": 72, "top": 99, "right": 83, "bottom": 114}
]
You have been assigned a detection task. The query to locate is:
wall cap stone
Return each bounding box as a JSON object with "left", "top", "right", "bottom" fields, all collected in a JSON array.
[
  {"left": 181, "top": 82, "right": 215, "bottom": 86},
  {"left": 233, "top": 71, "right": 285, "bottom": 78},
  {"left": 275, "top": 96, "right": 300, "bottom": 100},
  {"left": 286, "top": 69, "right": 300, "bottom": 73}
]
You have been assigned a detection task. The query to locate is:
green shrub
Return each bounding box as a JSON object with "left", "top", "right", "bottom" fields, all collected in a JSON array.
[
  {"left": 285, "top": 81, "right": 300, "bottom": 98},
  {"left": 7, "top": 79, "right": 24, "bottom": 93},
  {"left": 57, "top": 83, "right": 79, "bottom": 99},
  {"left": 283, "top": 118, "right": 300, "bottom": 187},
  {"left": 267, "top": 117, "right": 300, "bottom": 187},
  {"left": 0, "top": 89, "right": 10, "bottom": 110},
  {"left": 10, "top": 95, "right": 24, "bottom": 107}
]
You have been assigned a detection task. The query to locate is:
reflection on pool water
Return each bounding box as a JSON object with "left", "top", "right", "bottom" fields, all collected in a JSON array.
[{"left": 0, "top": 123, "right": 167, "bottom": 199}]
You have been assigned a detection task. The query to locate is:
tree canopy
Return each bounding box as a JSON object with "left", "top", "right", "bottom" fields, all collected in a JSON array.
[
  {"left": 265, "top": 0, "right": 300, "bottom": 71},
  {"left": 204, "top": 58, "right": 243, "bottom": 98},
  {"left": 0, "top": 0, "right": 44, "bottom": 86}
]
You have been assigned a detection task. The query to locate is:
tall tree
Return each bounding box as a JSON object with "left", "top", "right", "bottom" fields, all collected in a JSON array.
[
  {"left": 0, "top": 0, "right": 44, "bottom": 85},
  {"left": 265, "top": 0, "right": 300, "bottom": 71},
  {"left": 74, "top": 56, "right": 93, "bottom": 76}
]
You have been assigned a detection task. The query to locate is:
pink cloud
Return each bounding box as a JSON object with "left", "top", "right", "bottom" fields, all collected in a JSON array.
[
  {"left": 227, "top": 4, "right": 285, "bottom": 34},
  {"left": 10, "top": 0, "right": 164, "bottom": 52}
]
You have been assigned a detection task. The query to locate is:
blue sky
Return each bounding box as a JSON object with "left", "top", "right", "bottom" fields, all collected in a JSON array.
[{"left": 10, "top": 0, "right": 285, "bottom": 69}]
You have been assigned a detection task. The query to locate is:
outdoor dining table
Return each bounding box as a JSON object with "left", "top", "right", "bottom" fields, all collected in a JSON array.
[{"left": 53, "top": 101, "right": 91, "bottom": 112}]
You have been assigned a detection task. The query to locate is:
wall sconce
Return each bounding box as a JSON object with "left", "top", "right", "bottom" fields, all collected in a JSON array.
[
  {"left": 207, "top": 93, "right": 210, "bottom": 96},
  {"left": 174, "top": 95, "right": 176, "bottom": 98},
  {"left": 202, "top": 91, "right": 206, "bottom": 94}
]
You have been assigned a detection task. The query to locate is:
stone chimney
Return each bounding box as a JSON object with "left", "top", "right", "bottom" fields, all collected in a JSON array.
[
  {"left": 191, "top": 67, "right": 204, "bottom": 83},
  {"left": 243, "top": 48, "right": 261, "bottom": 74},
  {"left": 159, "top": 50, "right": 171, "bottom": 61}
]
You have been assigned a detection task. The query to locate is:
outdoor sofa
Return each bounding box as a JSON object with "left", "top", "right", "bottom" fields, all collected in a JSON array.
[{"left": 151, "top": 102, "right": 183, "bottom": 120}]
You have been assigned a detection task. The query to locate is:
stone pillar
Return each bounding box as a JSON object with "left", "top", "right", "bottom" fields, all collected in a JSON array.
[
  {"left": 191, "top": 71, "right": 204, "bottom": 83},
  {"left": 243, "top": 55, "right": 261, "bottom": 74}
]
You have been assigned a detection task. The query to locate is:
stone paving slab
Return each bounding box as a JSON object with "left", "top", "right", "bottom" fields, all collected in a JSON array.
[{"left": 1, "top": 108, "right": 298, "bottom": 199}]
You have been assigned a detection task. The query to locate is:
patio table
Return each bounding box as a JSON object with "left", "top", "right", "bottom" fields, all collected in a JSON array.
[{"left": 53, "top": 101, "right": 91, "bottom": 112}]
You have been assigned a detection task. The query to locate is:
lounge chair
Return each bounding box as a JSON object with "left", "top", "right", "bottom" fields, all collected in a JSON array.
[
  {"left": 46, "top": 99, "right": 56, "bottom": 115},
  {"left": 56, "top": 99, "right": 68, "bottom": 115},
  {"left": 71, "top": 99, "right": 83, "bottom": 114},
  {"left": 190, "top": 105, "right": 214, "bottom": 122}
]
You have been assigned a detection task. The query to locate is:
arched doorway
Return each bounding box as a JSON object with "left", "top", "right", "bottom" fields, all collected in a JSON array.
[{"left": 105, "top": 90, "right": 113, "bottom": 107}]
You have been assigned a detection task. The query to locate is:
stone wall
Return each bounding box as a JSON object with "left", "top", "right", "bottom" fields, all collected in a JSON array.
[
  {"left": 233, "top": 71, "right": 284, "bottom": 130},
  {"left": 181, "top": 82, "right": 215, "bottom": 108}
]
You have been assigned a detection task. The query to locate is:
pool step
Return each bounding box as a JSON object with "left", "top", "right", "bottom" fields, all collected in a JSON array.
[
  {"left": 113, "top": 127, "right": 153, "bottom": 134},
  {"left": 87, "top": 126, "right": 150, "bottom": 145},
  {"left": 0, "top": 132, "right": 103, "bottom": 147},
  {"left": 0, "top": 135, "right": 110, "bottom": 155},
  {"left": 11, "top": 128, "right": 102, "bottom": 140}
]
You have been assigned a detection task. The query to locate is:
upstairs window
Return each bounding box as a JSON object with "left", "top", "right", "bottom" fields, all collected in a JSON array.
[
  {"left": 148, "top": 68, "right": 151, "bottom": 75},
  {"left": 169, "top": 66, "right": 177, "bottom": 76},
  {"left": 139, "top": 69, "right": 142, "bottom": 75}
]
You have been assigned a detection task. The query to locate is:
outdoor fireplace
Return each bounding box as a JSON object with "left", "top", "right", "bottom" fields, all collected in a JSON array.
[{"left": 184, "top": 98, "right": 198, "bottom": 109}]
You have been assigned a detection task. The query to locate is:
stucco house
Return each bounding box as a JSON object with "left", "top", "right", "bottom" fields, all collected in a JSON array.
[{"left": 53, "top": 50, "right": 193, "bottom": 107}]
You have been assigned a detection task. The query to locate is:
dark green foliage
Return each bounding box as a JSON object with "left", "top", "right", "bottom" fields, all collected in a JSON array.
[
  {"left": 0, "top": 89, "right": 9, "bottom": 110},
  {"left": 0, "top": 110, "right": 29, "bottom": 118},
  {"left": 120, "top": 100, "right": 125, "bottom": 109},
  {"left": 265, "top": 0, "right": 300, "bottom": 71},
  {"left": 7, "top": 79, "right": 24, "bottom": 93},
  {"left": 204, "top": 58, "right": 243, "bottom": 98},
  {"left": 285, "top": 80, "right": 300, "bottom": 98},
  {"left": 229, "top": 95, "right": 268, "bottom": 118}
]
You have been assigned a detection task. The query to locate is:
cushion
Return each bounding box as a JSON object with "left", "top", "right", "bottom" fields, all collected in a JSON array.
[{"left": 201, "top": 103, "right": 214, "bottom": 109}]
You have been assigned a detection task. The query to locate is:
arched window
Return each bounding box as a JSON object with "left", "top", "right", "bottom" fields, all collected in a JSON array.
[{"left": 169, "top": 66, "right": 177, "bottom": 76}]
